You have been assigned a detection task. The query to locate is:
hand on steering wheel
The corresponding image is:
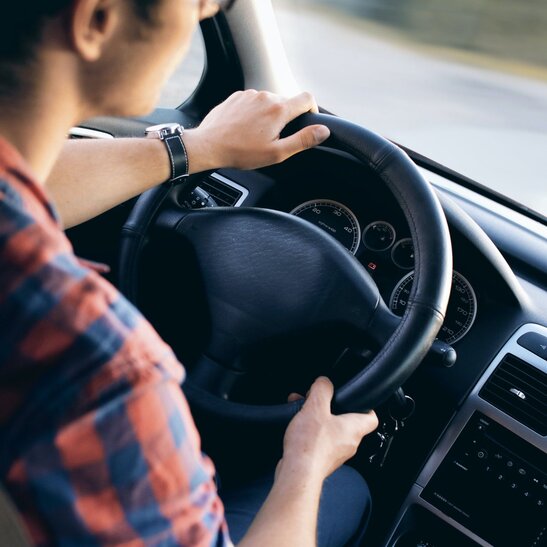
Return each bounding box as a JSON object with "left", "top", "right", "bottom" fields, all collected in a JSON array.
[{"left": 119, "top": 112, "right": 452, "bottom": 425}]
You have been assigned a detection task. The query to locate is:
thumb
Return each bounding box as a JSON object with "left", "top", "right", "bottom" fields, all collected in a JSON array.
[
  {"left": 305, "top": 376, "right": 334, "bottom": 413},
  {"left": 277, "top": 125, "right": 330, "bottom": 159}
]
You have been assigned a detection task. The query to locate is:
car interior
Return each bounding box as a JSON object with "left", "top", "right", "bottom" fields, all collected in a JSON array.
[{"left": 19, "top": 1, "right": 545, "bottom": 545}]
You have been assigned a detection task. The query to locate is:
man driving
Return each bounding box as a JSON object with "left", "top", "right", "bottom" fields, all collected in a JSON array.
[{"left": 0, "top": 1, "right": 378, "bottom": 545}]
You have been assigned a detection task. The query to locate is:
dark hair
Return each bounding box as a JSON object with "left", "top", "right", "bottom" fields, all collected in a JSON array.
[{"left": 0, "top": 0, "right": 159, "bottom": 96}]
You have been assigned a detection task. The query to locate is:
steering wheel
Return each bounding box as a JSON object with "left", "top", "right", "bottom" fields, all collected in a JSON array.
[{"left": 119, "top": 113, "right": 452, "bottom": 424}]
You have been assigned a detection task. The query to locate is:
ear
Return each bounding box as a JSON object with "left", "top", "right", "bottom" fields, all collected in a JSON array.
[{"left": 70, "top": 0, "right": 121, "bottom": 62}]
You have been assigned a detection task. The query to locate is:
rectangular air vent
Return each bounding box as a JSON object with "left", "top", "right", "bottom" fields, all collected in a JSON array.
[
  {"left": 200, "top": 174, "right": 247, "bottom": 207},
  {"left": 479, "top": 353, "right": 547, "bottom": 435}
]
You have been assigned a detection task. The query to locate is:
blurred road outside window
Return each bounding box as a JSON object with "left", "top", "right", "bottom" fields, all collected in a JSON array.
[{"left": 272, "top": 0, "right": 547, "bottom": 217}]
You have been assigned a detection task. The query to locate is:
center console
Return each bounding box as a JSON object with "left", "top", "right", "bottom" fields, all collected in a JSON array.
[{"left": 384, "top": 324, "right": 547, "bottom": 547}]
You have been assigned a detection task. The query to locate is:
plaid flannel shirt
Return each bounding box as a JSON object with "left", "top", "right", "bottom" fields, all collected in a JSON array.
[{"left": 0, "top": 137, "right": 231, "bottom": 546}]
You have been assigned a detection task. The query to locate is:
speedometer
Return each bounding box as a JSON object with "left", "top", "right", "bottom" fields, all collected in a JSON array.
[
  {"left": 290, "top": 200, "right": 361, "bottom": 255},
  {"left": 390, "top": 270, "right": 478, "bottom": 344}
]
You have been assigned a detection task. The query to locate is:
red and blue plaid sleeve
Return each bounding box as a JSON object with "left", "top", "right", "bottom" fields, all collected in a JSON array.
[{"left": 0, "top": 139, "right": 232, "bottom": 546}]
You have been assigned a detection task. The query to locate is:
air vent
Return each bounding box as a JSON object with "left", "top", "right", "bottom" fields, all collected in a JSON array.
[
  {"left": 199, "top": 174, "right": 247, "bottom": 207},
  {"left": 479, "top": 353, "right": 547, "bottom": 435}
]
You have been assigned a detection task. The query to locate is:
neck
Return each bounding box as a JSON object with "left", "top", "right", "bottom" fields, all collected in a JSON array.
[{"left": 0, "top": 60, "right": 83, "bottom": 183}]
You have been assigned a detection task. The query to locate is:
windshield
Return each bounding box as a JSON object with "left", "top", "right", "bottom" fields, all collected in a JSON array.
[{"left": 271, "top": 0, "right": 547, "bottom": 218}]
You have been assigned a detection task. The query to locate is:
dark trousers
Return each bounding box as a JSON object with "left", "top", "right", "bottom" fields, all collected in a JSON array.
[{"left": 221, "top": 465, "right": 372, "bottom": 546}]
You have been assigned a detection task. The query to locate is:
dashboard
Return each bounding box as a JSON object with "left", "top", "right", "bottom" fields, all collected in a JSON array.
[{"left": 167, "top": 145, "right": 546, "bottom": 546}]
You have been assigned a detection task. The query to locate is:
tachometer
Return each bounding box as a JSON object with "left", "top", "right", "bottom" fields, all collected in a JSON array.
[
  {"left": 390, "top": 270, "right": 478, "bottom": 344},
  {"left": 290, "top": 200, "right": 361, "bottom": 255}
]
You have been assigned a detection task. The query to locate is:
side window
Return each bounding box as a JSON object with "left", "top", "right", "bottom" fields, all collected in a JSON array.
[{"left": 157, "top": 30, "right": 206, "bottom": 108}]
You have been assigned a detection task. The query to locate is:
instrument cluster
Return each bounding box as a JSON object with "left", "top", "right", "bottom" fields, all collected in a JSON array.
[{"left": 290, "top": 198, "right": 478, "bottom": 345}]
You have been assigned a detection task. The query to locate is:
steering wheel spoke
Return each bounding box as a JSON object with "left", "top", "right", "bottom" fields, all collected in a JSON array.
[
  {"left": 366, "top": 299, "right": 402, "bottom": 347},
  {"left": 188, "top": 354, "right": 246, "bottom": 400}
]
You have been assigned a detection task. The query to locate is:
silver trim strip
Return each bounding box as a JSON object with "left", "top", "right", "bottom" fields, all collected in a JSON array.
[
  {"left": 208, "top": 173, "right": 249, "bottom": 207},
  {"left": 385, "top": 322, "right": 547, "bottom": 546},
  {"left": 68, "top": 127, "right": 114, "bottom": 139}
]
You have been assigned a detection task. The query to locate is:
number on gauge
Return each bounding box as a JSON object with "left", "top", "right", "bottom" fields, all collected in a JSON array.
[
  {"left": 290, "top": 200, "right": 361, "bottom": 254},
  {"left": 390, "top": 270, "right": 478, "bottom": 344}
]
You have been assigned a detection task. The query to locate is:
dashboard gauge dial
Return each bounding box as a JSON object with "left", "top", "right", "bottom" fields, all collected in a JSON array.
[
  {"left": 363, "top": 221, "right": 396, "bottom": 251},
  {"left": 391, "top": 238, "right": 415, "bottom": 269},
  {"left": 290, "top": 200, "right": 361, "bottom": 255},
  {"left": 390, "top": 270, "right": 478, "bottom": 344}
]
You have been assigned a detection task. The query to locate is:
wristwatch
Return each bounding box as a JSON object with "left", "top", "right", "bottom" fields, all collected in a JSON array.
[{"left": 145, "top": 123, "right": 189, "bottom": 182}]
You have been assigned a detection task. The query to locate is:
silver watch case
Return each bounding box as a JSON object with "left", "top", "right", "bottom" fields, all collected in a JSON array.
[{"left": 145, "top": 123, "right": 184, "bottom": 140}]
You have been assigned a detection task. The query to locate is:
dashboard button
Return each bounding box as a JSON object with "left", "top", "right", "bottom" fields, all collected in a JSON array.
[{"left": 517, "top": 332, "right": 547, "bottom": 361}]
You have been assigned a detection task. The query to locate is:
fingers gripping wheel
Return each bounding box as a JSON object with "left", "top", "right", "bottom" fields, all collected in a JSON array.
[{"left": 118, "top": 113, "right": 452, "bottom": 424}]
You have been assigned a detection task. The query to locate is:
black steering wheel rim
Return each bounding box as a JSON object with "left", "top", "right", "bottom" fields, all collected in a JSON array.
[{"left": 119, "top": 113, "right": 452, "bottom": 424}]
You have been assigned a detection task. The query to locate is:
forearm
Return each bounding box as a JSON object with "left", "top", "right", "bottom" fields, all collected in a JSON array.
[
  {"left": 46, "top": 132, "right": 214, "bottom": 229},
  {"left": 46, "top": 91, "right": 331, "bottom": 229},
  {"left": 237, "top": 461, "right": 323, "bottom": 547}
]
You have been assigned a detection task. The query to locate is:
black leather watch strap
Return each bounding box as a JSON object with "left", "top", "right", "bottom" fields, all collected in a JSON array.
[
  {"left": 164, "top": 134, "right": 189, "bottom": 182},
  {"left": 146, "top": 123, "right": 189, "bottom": 183}
]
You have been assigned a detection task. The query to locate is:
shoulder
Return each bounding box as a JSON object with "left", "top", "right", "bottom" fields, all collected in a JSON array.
[{"left": 0, "top": 176, "right": 183, "bottom": 427}]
